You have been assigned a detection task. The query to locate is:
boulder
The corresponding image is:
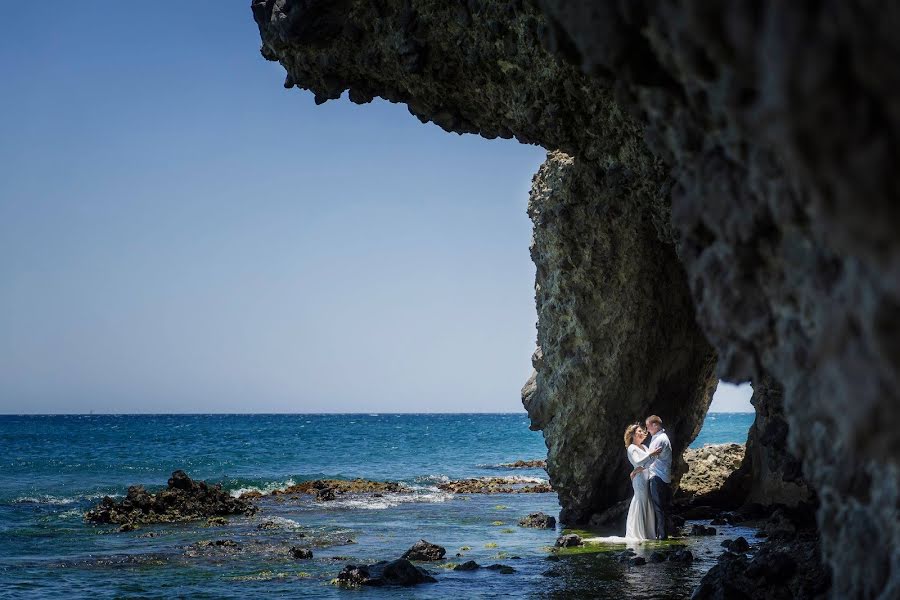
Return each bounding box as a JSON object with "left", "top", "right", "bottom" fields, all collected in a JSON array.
[
  {"left": 554, "top": 534, "right": 583, "bottom": 548},
  {"left": 401, "top": 540, "right": 446, "bottom": 561},
  {"left": 85, "top": 471, "right": 256, "bottom": 527},
  {"left": 335, "top": 560, "right": 436, "bottom": 587},
  {"left": 518, "top": 512, "right": 556, "bottom": 529}
]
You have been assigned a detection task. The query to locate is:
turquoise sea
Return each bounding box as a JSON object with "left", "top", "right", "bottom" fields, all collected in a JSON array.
[{"left": 0, "top": 413, "right": 754, "bottom": 598}]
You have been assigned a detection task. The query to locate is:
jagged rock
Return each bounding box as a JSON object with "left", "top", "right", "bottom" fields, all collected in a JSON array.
[
  {"left": 629, "top": 556, "right": 647, "bottom": 566},
  {"left": 518, "top": 512, "right": 556, "bottom": 529},
  {"left": 722, "top": 537, "right": 750, "bottom": 553},
  {"left": 525, "top": 153, "right": 717, "bottom": 523},
  {"left": 693, "top": 536, "right": 829, "bottom": 600},
  {"left": 290, "top": 547, "right": 313, "bottom": 559},
  {"left": 84, "top": 471, "right": 256, "bottom": 527},
  {"left": 649, "top": 551, "right": 667, "bottom": 563},
  {"left": 690, "top": 525, "right": 717, "bottom": 537},
  {"left": 205, "top": 516, "right": 228, "bottom": 527},
  {"left": 436, "top": 477, "right": 552, "bottom": 494},
  {"left": 453, "top": 560, "right": 480, "bottom": 571},
  {"left": 260, "top": 478, "right": 406, "bottom": 499},
  {"left": 678, "top": 444, "right": 746, "bottom": 500},
  {"left": 555, "top": 534, "right": 583, "bottom": 548},
  {"left": 498, "top": 459, "right": 547, "bottom": 469},
  {"left": 335, "top": 559, "right": 436, "bottom": 587},
  {"left": 401, "top": 540, "right": 446, "bottom": 561},
  {"left": 485, "top": 564, "right": 516, "bottom": 574}
]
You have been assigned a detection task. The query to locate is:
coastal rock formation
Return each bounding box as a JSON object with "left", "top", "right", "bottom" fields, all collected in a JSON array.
[
  {"left": 401, "top": 540, "right": 445, "bottom": 561},
  {"left": 677, "top": 443, "right": 745, "bottom": 501},
  {"left": 719, "top": 377, "right": 811, "bottom": 507},
  {"left": 335, "top": 559, "right": 436, "bottom": 587},
  {"left": 85, "top": 471, "right": 256, "bottom": 527},
  {"left": 518, "top": 512, "right": 556, "bottom": 529},
  {"left": 525, "top": 152, "right": 717, "bottom": 522},
  {"left": 252, "top": 1, "right": 900, "bottom": 596},
  {"left": 436, "top": 476, "right": 552, "bottom": 494},
  {"left": 240, "top": 478, "right": 406, "bottom": 500}
]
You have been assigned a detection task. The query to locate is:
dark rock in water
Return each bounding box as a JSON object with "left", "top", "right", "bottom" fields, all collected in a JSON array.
[
  {"left": 437, "top": 477, "right": 553, "bottom": 494},
  {"left": 680, "top": 506, "right": 719, "bottom": 520},
  {"left": 117, "top": 523, "right": 137, "bottom": 533},
  {"left": 453, "top": 560, "right": 480, "bottom": 571},
  {"left": 205, "top": 516, "right": 228, "bottom": 527},
  {"left": 85, "top": 471, "right": 256, "bottom": 527},
  {"left": 616, "top": 549, "right": 637, "bottom": 563},
  {"left": 185, "top": 539, "right": 242, "bottom": 557},
  {"left": 710, "top": 517, "right": 727, "bottom": 526},
  {"left": 690, "top": 524, "right": 717, "bottom": 536},
  {"left": 554, "top": 534, "right": 583, "bottom": 548},
  {"left": 315, "top": 488, "right": 337, "bottom": 502},
  {"left": 669, "top": 549, "right": 694, "bottom": 563},
  {"left": 649, "top": 551, "right": 667, "bottom": 563},
  {"left": 498, "top": 459, "right": 547, "bottom": 469},
  {"left": 629, "top": 556, "right": 647, "bottom": 566},
  {"left": 693, "top": 536, "right": 828, "bottom": 599},
  {"left": 518, "top": 512, "right": 556, "bottom": 529},
  {"left": 542, "top": 568, "right": 562, "bottom": 577},
  {"left": 485, "top": 564, "right": 516, "bottom": 574},
  {"left": 721, "top": 537, "right": 750, "bottom": 553},
  {"left": 290, "top": 547, "right": 313, "bottom": 559},
  {"left": 401, "top": 539, "right": 446, "bottom": 561},
  {"left": 335, "top": 559, "right": 436, "bottom": 587}
]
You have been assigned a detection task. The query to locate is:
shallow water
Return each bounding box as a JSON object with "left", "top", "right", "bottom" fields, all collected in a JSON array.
[{"left": 0, "top": 413, "right": 753, "bottom": 598}]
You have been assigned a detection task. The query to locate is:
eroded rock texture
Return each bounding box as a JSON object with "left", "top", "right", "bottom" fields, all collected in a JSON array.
[
  {"left": 253, "top": 1, "right": 900, "bottom": 596},
  {"left": 524, "top": 152, "right": 716, "bottom": 522},
  {"left": 721, "top": 375, "right": 811, "bottom": 508},
  {"left": 535, "top": 3, "right": 900, "bottom": 598}
]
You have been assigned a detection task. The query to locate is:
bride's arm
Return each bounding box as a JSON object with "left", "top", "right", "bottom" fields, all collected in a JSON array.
[{"left": 628, "top": 445, "right": 657, "bottom": 468}]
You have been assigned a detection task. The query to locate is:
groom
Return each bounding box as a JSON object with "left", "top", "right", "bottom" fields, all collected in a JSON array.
[{"left": 646, "top": 415, "right": 672, "bottom": 539}]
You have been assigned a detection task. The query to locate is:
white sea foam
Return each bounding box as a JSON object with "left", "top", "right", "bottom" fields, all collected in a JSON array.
[
  {"left": 257, "top": 516, "right": 302, "bottom": 528},
  {"left": 325, "top": 490, "right": 453, "bottom": 511},
  {"left": 229, "top": 478, "right": 298, "bottom": 498},
  {"left": 11, "top": 492, "right": 121, "bottom": 505}
]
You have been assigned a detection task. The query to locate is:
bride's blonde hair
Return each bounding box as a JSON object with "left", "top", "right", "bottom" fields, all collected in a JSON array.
[{"left": 623, "top": 423, "right": 640, "bottom": 448}]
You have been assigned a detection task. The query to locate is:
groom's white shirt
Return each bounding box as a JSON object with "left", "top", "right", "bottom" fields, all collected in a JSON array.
[{"left": 648, "top": 429, "right": 672, "bottom": 483}]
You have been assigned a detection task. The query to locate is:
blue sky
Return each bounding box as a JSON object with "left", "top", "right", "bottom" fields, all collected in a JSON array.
[{"left": 0, "top": 2, "right": 751, "bottom": 414}]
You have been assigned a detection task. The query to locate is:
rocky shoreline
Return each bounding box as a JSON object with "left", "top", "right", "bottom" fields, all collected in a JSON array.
[{"left": 80, "top": 458, "right": 824, "bottom": 594}]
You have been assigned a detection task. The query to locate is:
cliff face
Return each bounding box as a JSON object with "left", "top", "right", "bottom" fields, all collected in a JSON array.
[
  {"left": 524, "top": 152, "right": 717, "bottom": 523},
  {"left": 536, "top": 3, "right": 899, "bottom": 598},
  {"left": 252, "top": 1, "right": 899, "bottom": 597}
]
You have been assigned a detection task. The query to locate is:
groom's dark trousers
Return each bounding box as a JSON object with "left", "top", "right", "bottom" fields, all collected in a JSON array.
[{"left": 649, "top": 476, "right": 671, "bottom": 539}]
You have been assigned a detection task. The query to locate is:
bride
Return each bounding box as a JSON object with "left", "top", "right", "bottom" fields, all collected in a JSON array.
[
  {"left": 583, "top": 423, "right": 663, "bottom": 544},
  {"left": 624, "top": 423, "right": 661, "bottom": 540}
]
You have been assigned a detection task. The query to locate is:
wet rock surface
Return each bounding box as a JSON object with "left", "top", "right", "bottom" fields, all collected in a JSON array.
[
  {"left": 518, "top": 512, "right": 556, "bottom": 529},
  {"left": 555, "top": 534, "right": 583, "bottom": 548},
  {"left": 401, "top": 540, "right": 446, "bottom": 561},
  {"left": 436, "top": 477, "right": 552, "bottom": 494},
  {"left": 84, "top": 471, "right": 256, "bottom": 527},
  {"left": 335, "top": 559, "right": 436, "bottom": 587},
  {"left": 240, "top": 478, "right": 407, "bottom": 500},
  {"left": 497, "top": 459, "right": 547, "bottom": 469}
]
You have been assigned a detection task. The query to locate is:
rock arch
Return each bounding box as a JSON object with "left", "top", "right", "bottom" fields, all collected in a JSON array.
[{"left": 251, "top": 1, "right": 900, "bottom": 596}]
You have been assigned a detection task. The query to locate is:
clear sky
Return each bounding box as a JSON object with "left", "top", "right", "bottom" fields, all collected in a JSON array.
[{"left": 0, "top": 2, "right": 752, "bottom": 414}]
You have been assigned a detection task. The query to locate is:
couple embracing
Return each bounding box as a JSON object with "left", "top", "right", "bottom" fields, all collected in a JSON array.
[{"left": 623, "top": 415, "right": 672, "bottom": 541}]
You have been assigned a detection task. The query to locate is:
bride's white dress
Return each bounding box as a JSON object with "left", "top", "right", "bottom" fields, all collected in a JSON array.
[
  {"left": 624, "top": 443, "right": 656, "bottom": 540},
  {"left": 583, "top": 443, "right": 656, "bottom": 544}
]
